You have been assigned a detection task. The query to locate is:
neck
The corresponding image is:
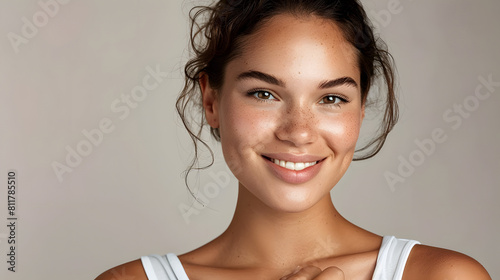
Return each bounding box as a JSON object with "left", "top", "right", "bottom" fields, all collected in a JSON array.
[{"left": 213, "top": 184, "right": 352, "bottom": 271}]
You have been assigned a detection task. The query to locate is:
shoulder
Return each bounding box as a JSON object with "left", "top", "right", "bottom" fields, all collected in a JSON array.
[
  {"left": 94, "top": 259, "right": 148, "bottom": 280},
  {"left": 403, "top": 244, "right": 491, "bottom": 280}
]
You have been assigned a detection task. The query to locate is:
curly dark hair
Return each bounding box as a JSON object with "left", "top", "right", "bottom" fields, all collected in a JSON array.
[{"left": 176, "top": 0, "right": 398, "bottom": 190}]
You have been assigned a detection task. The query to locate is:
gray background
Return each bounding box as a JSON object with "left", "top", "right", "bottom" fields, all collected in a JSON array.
[{"left": 1, "top": 0, "right": 499, "bottom": 279}]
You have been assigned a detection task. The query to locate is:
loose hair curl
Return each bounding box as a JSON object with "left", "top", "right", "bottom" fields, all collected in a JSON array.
[{"left": 176, "top": 0, "right": 399, "bottom": 189}]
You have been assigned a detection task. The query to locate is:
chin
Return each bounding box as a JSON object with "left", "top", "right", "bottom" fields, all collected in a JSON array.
[
  {"left": 269, "top": 198, "right": 321, "bottom": 214},
  {"left": 258, "top": 186, "right": 327, "bottom": 214}
]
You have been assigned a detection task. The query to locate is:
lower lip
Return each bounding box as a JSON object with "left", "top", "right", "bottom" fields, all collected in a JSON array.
[{"left": 264, "top": 157, "right": 324, "bottom": 185}]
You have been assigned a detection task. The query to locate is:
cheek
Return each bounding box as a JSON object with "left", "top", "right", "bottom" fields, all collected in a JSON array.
[
  {"left": 319, "top": 111, "right": 362, "bottom": 151},
  {"left": 220, "top": 97, "right": 276, "bottom": 141},
  {"left": 218, "top": 98, "right": 276, "bottom": 167}
]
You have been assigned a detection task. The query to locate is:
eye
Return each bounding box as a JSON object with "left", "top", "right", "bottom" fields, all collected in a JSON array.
[
  {"left": 319, "top": 95, "right": 348, "bottom": 105},
  {"left": 249, "top": 90, "right": 277, "bottom": 101}
]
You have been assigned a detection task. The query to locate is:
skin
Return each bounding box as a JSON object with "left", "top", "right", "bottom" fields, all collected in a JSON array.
[{"left": 96, "top": 14, "right": 491, "bottom": 280}]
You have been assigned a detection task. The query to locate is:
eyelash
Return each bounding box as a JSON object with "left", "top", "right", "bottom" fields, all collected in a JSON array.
[
  {"left": 319, "top": 95, "right": 349, "bottom": 107},
  {"left": 247, "top": 89, "right": 350, "bottom": 107},
  {"left": 247, "top": 90, "right": 277, "bottom": 103}
]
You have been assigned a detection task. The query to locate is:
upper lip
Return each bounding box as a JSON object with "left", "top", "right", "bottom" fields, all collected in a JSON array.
[{"left": 261, "top": 153, "right": 325, "bottom": 163}]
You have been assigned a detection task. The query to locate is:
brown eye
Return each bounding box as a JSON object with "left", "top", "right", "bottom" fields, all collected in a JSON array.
[
  {"left": 251, "top": 90, "right": 276, "bottom": 100},
  {"left": 320, "top": 95, "right": 346, "bottom": 105}
]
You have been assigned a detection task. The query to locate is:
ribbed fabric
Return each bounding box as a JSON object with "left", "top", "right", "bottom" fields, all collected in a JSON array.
[{"left": 141, "top": 236, "right": 419, "bottom": 280}]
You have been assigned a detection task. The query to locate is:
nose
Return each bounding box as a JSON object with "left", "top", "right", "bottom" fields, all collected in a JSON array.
[{"left": 274, "top": 104, "right": 318, "bottom": 146}]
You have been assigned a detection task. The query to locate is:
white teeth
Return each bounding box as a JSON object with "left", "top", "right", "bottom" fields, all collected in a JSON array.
[
  {"left": 271, "top": 158, "right": 317, "bottom": 171},
  {"left": 295, "top": 162, "right": 305, "bottom": 170}
]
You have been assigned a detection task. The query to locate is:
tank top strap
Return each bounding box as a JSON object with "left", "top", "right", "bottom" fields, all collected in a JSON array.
[
  {"left": 372, "top": 236, "right": 420, "bottom": 280},
  {"left": 141, "top": 253, "right": 189, "bottom": 280},
  {"left": 141, "top": 236, "right": 419, "bottom": 280}
]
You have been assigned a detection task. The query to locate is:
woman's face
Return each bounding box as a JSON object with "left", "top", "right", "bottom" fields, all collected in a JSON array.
[{"left": 203, "top": 14, "right": 364, "bottom": 213}]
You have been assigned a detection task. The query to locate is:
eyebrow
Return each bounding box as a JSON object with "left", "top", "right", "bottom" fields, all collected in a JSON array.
[
  {"left": 236, "top": 70, "right": 285, "bottom": 87},
  {"left": 236, "top": 70, "right": 358, "bottom": 89},
  {"left": 318, "top": 76, "right": 358, "bottom": 89}
]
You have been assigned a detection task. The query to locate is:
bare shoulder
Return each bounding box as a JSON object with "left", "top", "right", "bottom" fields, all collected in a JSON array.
[
  {"left": 95, "top": 259, "right": 148, "bottom": 280},
  {"left": 403, "top": 244, "right": 491, "bottom": 280}
]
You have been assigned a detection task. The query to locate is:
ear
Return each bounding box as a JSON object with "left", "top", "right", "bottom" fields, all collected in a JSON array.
[
  {"left": 361, "top": 104, "right": 365, "bottom": 120},
  {"left": 199, "top": 73, "right": 219, "bottom": 128}
]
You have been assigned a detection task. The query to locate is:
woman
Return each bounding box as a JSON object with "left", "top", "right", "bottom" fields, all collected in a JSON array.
[{"left": 97, "top": 0, "right": 491, "bottom": 279}]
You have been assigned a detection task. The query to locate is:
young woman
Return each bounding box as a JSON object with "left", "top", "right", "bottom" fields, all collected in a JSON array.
[{"left": 97, "top": 0, "right": 491, "bottom": 279}]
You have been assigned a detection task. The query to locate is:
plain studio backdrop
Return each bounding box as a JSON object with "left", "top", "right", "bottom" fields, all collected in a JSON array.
[{"left": 1, "top": 0, "right": 499, "bottom": 279}]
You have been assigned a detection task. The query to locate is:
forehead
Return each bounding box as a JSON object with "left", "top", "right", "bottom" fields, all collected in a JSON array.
[{"left": 226, "top": 13, "right": 359, "bottom": 84}]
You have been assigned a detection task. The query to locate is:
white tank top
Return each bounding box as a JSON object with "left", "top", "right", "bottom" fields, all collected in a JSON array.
[{"left": 141, "top": 236, "right": 420, "bottom": 280}]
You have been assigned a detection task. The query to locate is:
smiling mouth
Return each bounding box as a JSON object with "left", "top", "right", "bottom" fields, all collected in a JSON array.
[{"left": 263, "top": 156, "right": 320, "bottom": 171}]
